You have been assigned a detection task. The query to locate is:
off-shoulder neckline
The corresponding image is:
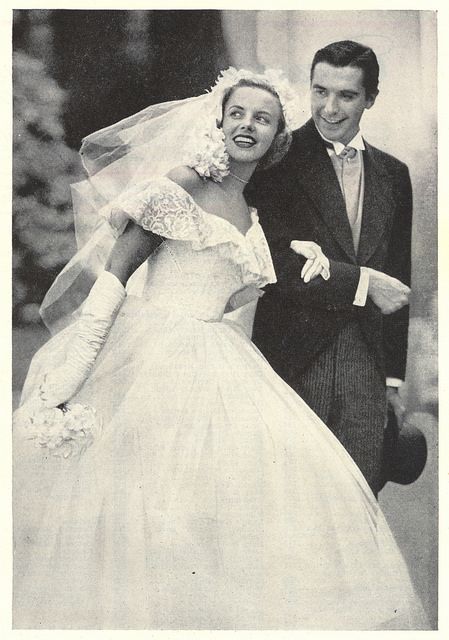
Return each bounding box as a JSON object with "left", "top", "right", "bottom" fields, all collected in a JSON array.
[{"left": 162, "top": 176, "right": 259, "bottom": 240}]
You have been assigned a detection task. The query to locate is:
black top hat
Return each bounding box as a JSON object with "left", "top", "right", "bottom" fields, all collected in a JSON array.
[{"left": 379, "top": 408, "right": 428, "bottom": 491}]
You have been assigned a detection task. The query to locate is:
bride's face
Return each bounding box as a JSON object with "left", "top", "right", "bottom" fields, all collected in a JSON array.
[{"left": 221, "top": 86, "right": 282, "bottom": 165}]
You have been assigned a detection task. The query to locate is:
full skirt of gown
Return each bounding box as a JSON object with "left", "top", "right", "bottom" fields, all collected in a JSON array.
[{"left": 13, "top": 295, "right": 428, "bottom": 630}]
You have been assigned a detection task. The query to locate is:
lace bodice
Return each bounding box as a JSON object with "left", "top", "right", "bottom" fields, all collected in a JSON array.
[{"left": 104, "top": 177, "right": 276, "bottom": 321}]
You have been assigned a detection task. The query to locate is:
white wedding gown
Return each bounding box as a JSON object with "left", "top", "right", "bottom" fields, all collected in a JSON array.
[{"left": 14, "top": 178, "right": 427, "bottom": 630}]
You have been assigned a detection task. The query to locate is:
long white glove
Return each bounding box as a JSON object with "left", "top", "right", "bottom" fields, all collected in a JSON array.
[{"left": 38, "top": 270, "right": 126, "bottom": 408}]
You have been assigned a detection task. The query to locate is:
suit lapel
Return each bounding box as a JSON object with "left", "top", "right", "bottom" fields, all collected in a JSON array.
[
  {"left": 292, "top": 123, "right": 357, "bottom": 263},
  {"left": 357, "top": 144, "right": 395, "bottom": 264}
]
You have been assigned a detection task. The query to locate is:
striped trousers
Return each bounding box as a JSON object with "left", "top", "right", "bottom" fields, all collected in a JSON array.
[{"left": 290, "top": 321, "right": 386, "bottom": 496}]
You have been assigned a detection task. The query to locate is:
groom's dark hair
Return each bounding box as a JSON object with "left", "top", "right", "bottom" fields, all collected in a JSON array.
[{"left": 311, "top": 40, "right": 380, "bottom": 98}]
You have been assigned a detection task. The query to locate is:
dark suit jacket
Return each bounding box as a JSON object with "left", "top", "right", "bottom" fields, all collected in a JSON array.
[{"left": 246, "top": 119, "right": 412, "bottom": 383}]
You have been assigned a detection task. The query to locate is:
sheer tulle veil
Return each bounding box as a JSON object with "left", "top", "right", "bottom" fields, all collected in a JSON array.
[{"left": 40, "top": 68, "right": 300, "bottom": 334}]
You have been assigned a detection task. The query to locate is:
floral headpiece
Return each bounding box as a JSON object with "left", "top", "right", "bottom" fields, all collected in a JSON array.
[
  {"left": 212, "top": 67, "right": 300, "bottom": 133},
  {"left": 186, "top": 67, "right": 300, "bottom": 182}
]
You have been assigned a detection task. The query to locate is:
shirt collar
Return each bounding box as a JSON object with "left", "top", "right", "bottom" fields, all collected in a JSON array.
[{"left": 317, "top": 127, "right": 365, "bottom": 155}]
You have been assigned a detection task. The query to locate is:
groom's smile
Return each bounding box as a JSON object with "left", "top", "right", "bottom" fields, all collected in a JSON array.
[{"left": 320, "top": 116, "right": 347, "bottom": 126}]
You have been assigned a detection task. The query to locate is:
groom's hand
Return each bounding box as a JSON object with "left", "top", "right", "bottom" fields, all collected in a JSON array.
[
  {"left": 366, "top": 268, "right": 410, "bottom": 314},
  {"left": 386, "top": 386, "right": 406, "bottom": 427}
]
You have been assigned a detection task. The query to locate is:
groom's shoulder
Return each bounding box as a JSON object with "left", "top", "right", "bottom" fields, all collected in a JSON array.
[
  {"left": 249, "top": 121, "right": 315, "bottom": 185},
  {"left": 290, "top": 119, "right": 318, "bottom": 151},
  {"left": 364, "top": 140, "right": 410, "bottom": 175},
  {"left": 268, "top": 120, "right": 317, "bottom": 172}
]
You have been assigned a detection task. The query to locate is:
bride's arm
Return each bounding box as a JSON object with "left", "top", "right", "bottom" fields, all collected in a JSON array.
[
  {"left": 32, "top": 223, "right": 161, "bottom": 410},
  {"left": 223, "top": 286, "right": 265, "bottom": 339},
  {"left": 271, "top": 239, "right": 362, "bottom": 309},
  {"left": 223, "top": 300, "right": 257, "bottom": 339},
  {"left": 106, "top": 221, "right": 162, "bottom": 286},
  {"left": 223, "top": 299, "right": 259, "bottom": 339}
]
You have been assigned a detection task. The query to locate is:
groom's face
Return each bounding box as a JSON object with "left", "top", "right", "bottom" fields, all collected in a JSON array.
[{"left": 310, "top": 62, "right": 376, "bottom": 145}]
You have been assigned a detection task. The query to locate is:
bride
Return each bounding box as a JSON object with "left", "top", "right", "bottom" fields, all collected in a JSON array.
[{"left": 13, "top": 68, "right": 426, "bottom": 630}]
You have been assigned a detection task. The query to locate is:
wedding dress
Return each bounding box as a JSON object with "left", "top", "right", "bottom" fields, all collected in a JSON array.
[{"left": 14, "top": 177, "right": 427, "bottom": 630}]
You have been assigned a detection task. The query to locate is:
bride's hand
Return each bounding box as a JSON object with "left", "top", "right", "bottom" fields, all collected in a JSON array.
[{"left": 290, "top": 241, "right": 330, "bottom": 283}]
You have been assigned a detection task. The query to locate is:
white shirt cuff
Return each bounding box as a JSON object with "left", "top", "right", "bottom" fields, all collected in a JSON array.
[
  {"left": 353, "top": 267, "right": 369, "bottom": 306},
  {"left": 386, "top": 378, "right": 403, "bottom": 388}
]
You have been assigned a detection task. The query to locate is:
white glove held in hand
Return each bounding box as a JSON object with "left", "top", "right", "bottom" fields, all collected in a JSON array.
[{"left": 39, "top": 271, "right": 126, "bottom": 408}]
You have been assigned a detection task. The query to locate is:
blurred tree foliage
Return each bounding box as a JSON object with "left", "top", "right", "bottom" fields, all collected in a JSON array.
[{"left": 13, "top": 50, "right": 82, "bottom": 324}]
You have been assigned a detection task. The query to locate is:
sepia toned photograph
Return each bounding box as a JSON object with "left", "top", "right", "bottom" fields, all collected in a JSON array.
[{"left": 10, "top": 7, "right": 438, "bottom": 632}]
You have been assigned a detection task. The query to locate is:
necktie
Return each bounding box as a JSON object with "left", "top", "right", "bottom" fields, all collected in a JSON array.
[
  {"left": 339, "top": 145, "right": 357, "bottom": 161},
  {"left": 338, "top": 146, "right": 362, "bottom": 251}
]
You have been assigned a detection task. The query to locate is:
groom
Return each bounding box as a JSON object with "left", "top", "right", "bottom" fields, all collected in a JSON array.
[{"left": 247, "top": 41, "right": 412, "bottom": 496}]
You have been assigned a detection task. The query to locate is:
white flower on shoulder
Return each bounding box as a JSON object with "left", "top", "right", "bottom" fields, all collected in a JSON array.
[{"left": 186, "top": 122, "right": 229, "bottom": 183}]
